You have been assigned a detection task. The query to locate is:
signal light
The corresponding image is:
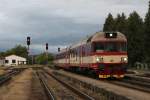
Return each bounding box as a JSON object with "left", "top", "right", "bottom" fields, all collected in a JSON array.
[
  {"left": 46, "top": 43, "right": 48, "bottom": 50},
  {"left": 58, "top": 48, "right": 60, "bottom": 52},
  {"left": 105, "top": 32, "right": 117, "bottom": 38},
  {"left": 27, "top": 36, "right": 30, "bottom": 45}
]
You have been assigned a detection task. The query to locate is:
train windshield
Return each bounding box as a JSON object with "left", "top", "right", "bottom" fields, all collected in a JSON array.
[{"left": 94, "top": 42, "right": 127, "bottom": 52}]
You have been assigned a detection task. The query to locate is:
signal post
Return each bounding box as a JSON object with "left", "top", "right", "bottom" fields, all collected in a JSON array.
[
  {"left": 46, "top": 43, "right": 48, "bottom": 65},
  {"left": 27, "top": 36, "right": 31, "bottom": 64}
]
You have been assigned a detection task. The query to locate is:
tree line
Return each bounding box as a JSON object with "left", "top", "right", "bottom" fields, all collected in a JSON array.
[
  {"left": 0, "top": 45, "right": 28, "bottom": 58},
  {"left": 103, "top": 1, "right": 150, "bottom": 67}
]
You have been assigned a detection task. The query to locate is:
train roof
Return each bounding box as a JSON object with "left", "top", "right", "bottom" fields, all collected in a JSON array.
[
  {"left": 70, "top": 32, "right": 127, "bottom": 49},
  {"left": 57, "top": 32, "right": 127, "bottom": 53},
  {"left": 91, "top": 32, "right": 127, "bottom": 42}
]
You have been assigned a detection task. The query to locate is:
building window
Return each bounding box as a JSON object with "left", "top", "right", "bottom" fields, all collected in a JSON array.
[
  {"left": 12, "top": 60, "right": 16, "bottom": 63},
  {"left": 5, "top": 60, "right": 9, "bottom": 63}
]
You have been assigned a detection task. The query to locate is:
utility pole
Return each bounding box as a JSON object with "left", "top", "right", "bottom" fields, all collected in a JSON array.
[
  {"left": 46, "top": 43, "right": 48, "bottom": 65},
  {"left": 27, "top": 36, "right": 31, "bottom": 64}
]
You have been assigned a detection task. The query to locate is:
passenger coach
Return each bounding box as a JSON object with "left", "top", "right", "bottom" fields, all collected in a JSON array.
[{"left": 54, "top": 32, "right": 128, "bottom": 78}]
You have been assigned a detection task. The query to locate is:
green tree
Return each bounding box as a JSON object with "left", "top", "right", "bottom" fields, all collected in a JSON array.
[
  {"left": 35, "top": 53, "right": 53, "bottom": 65},
  {"left": 144, "top": 1, "right": 150, "bottom": 62},
  {"left": 0, "top": 45, "right": 28, "bottom": 58},
  {"left": 102, "top": 1, "right": 150, "bottom": 67},
  {"left": 103, "top": 13, "right": 115, "bottom": 31},
  {"left": 114, "top": 13, "right": 127, "bottom": 34},
  {"left": 0, "top": 52, "right": 5, "bottom": 58},
  {"left": 5, "top": 45, "right": 28, "bottom": 58},
  {"left": 127, "top": 11, "right": 144, "bottom": 66}
]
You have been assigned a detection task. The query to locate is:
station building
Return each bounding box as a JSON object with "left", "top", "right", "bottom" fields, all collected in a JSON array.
[
  {"left": 0, "top": 57, "right": 5, "bottom": 66},
  {"left": 5, "top": 55, "right": 27, "bottom": 66}
]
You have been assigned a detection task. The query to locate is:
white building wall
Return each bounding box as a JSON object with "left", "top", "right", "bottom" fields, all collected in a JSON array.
[
  {"left": 5, "top": 55, "right": 27, "bottom": 66},
  {"left": 0, "top": 60, "right": 5, "bottom": 66}
]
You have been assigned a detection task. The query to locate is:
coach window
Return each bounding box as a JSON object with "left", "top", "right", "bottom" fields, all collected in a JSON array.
[
  {"left": 75, "top": 52, "right": 77, "bottom": 61},
  {"left": 73, "top": 51, "right": 75, "bottom": 57},
  {"left": 70, "top": 52, "right": 72, "bottom": 58}
]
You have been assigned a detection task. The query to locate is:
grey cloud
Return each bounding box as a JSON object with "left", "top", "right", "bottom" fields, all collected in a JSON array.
[{"left": 0, "top": 0, "right": 149, "bottom": 53}]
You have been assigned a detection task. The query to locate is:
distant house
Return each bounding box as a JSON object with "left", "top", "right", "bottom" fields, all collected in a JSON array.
[
  {"left": 5, "top": 55, "right": 27, "bottom": 66},
  {"left": 0, "top": 57, "right": 5, "bottom": 66}
]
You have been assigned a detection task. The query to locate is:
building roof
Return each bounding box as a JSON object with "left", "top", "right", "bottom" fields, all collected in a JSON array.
[{"left": 5, "top": 55, "right": 26, "bottom": 60}]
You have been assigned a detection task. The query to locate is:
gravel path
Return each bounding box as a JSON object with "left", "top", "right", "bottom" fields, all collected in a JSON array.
[
  {"left": 0, "top": 68, "right": 49, "bottom": 100},
  {"left": 0, "top": 69, "right": 32, "bottom": 100}
]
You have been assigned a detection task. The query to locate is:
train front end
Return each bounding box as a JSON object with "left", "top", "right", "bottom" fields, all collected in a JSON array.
[{"left": 91, "top": 32, "right": 127, "bottom": 78}]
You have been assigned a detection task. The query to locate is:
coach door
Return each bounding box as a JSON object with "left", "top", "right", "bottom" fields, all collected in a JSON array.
[
  {"left": 80, "top": 46, "right": 83, "bottom": 66},
  {"left": 66, "top": 51, "right": 69, "bottom": 65},
  {"left": 68, "top": 49, "right": 71, "bottom": 65}
]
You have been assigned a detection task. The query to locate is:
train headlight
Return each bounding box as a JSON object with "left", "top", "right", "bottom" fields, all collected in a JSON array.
[
  {"left": 109, "top": 33, "right": 113, "bottom": 37},
  {"left": 121, "top": 57, "right": 128, "bottom": 62},
  {"left": 96, "top": 58, "right": 100, "bottom": 62},
  {"left": 96, "top": 57, "right": 103, "bottom": 62}
]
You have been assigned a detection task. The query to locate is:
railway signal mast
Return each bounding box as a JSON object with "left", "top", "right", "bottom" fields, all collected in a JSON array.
[
  {"left": 27, "top": 36, "right": 31, "bottom": 64},
  {"left": 46, "top": 43, "right": 48, "bottom": 64}
]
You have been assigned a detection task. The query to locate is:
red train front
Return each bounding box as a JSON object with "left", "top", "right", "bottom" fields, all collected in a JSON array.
[{"left": 54, "top": 32, "right": 128, "bottom": 78}]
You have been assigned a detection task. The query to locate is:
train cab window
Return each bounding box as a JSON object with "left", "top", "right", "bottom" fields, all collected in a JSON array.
[
  {"left": 120, "top": 43, "right": 127, "bottom": 51},
  {"left": 94, "top": 42, "right": 127, "bottom": 52},
  {"left": 105, "top": 42, "right": 118, "bottom": 52},
  {"left": 94, "top": 43, "right": 105, "bottom": 52}
]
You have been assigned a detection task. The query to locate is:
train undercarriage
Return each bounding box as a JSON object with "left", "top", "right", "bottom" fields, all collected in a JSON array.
[{"left": 56, "top": 63, "right": 127, "bottom": 79}]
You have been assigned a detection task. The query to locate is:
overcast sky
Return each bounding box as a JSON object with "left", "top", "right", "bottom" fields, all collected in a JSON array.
[{"left": 0, "top": 0, "right": 149, "bottom": 54}]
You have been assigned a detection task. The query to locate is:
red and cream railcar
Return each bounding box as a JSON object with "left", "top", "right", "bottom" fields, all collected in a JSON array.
[{"left": 54, "top": 32, "right": 128, "bottom": 78}]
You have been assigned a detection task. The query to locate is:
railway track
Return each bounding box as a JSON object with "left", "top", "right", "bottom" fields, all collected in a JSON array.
[
  {"left": 93, "top": 74, "right": 150, "bottom": 93},
  {"left": 44, "top": 68, "right": 150, "bottom": 100},
  {"left": 37, "top": 69, "right": 95, "bottom": 100},
  {"left": 106, "top": 74, "right": 150, "bottom": 93},
  {"left": 50, "top": 69, "right": 150, "bottom": 93},
  {"left": 106, "top": 79, "right": 150, "bottom": 93},
  {"left": 123, "top": 76, "right": 150, "bottom": 92},
  {"left": 36, "top": 71, "right": 55, "bottom": 100},
  {"left": 69, "top": 69, "right": 150, "bottom": 93},
  {"left": 0, "top": 69, "right": 22, "bottom": 85},
  {"left": 45, "top": 70, "right": 95, "bottom": 100}
]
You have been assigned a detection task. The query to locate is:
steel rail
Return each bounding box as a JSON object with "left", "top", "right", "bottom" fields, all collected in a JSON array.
[
  {"left": 0, "top": 75, "right": 11, "bottom": 85},
  {"left": 44, "top": 70, "right": 95, "bottom": 100},
  {"left": 106, "top": 80, "right": 150, "bottom": 93},
  {"left": 36, "top": 71, "right": 55, "bottom": 100},
  {"left": 0, "top": 70, "right": 22, "bottom": 85},
  {"left": 45, "top": 68, "right": 150, "bottom": 93}
]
